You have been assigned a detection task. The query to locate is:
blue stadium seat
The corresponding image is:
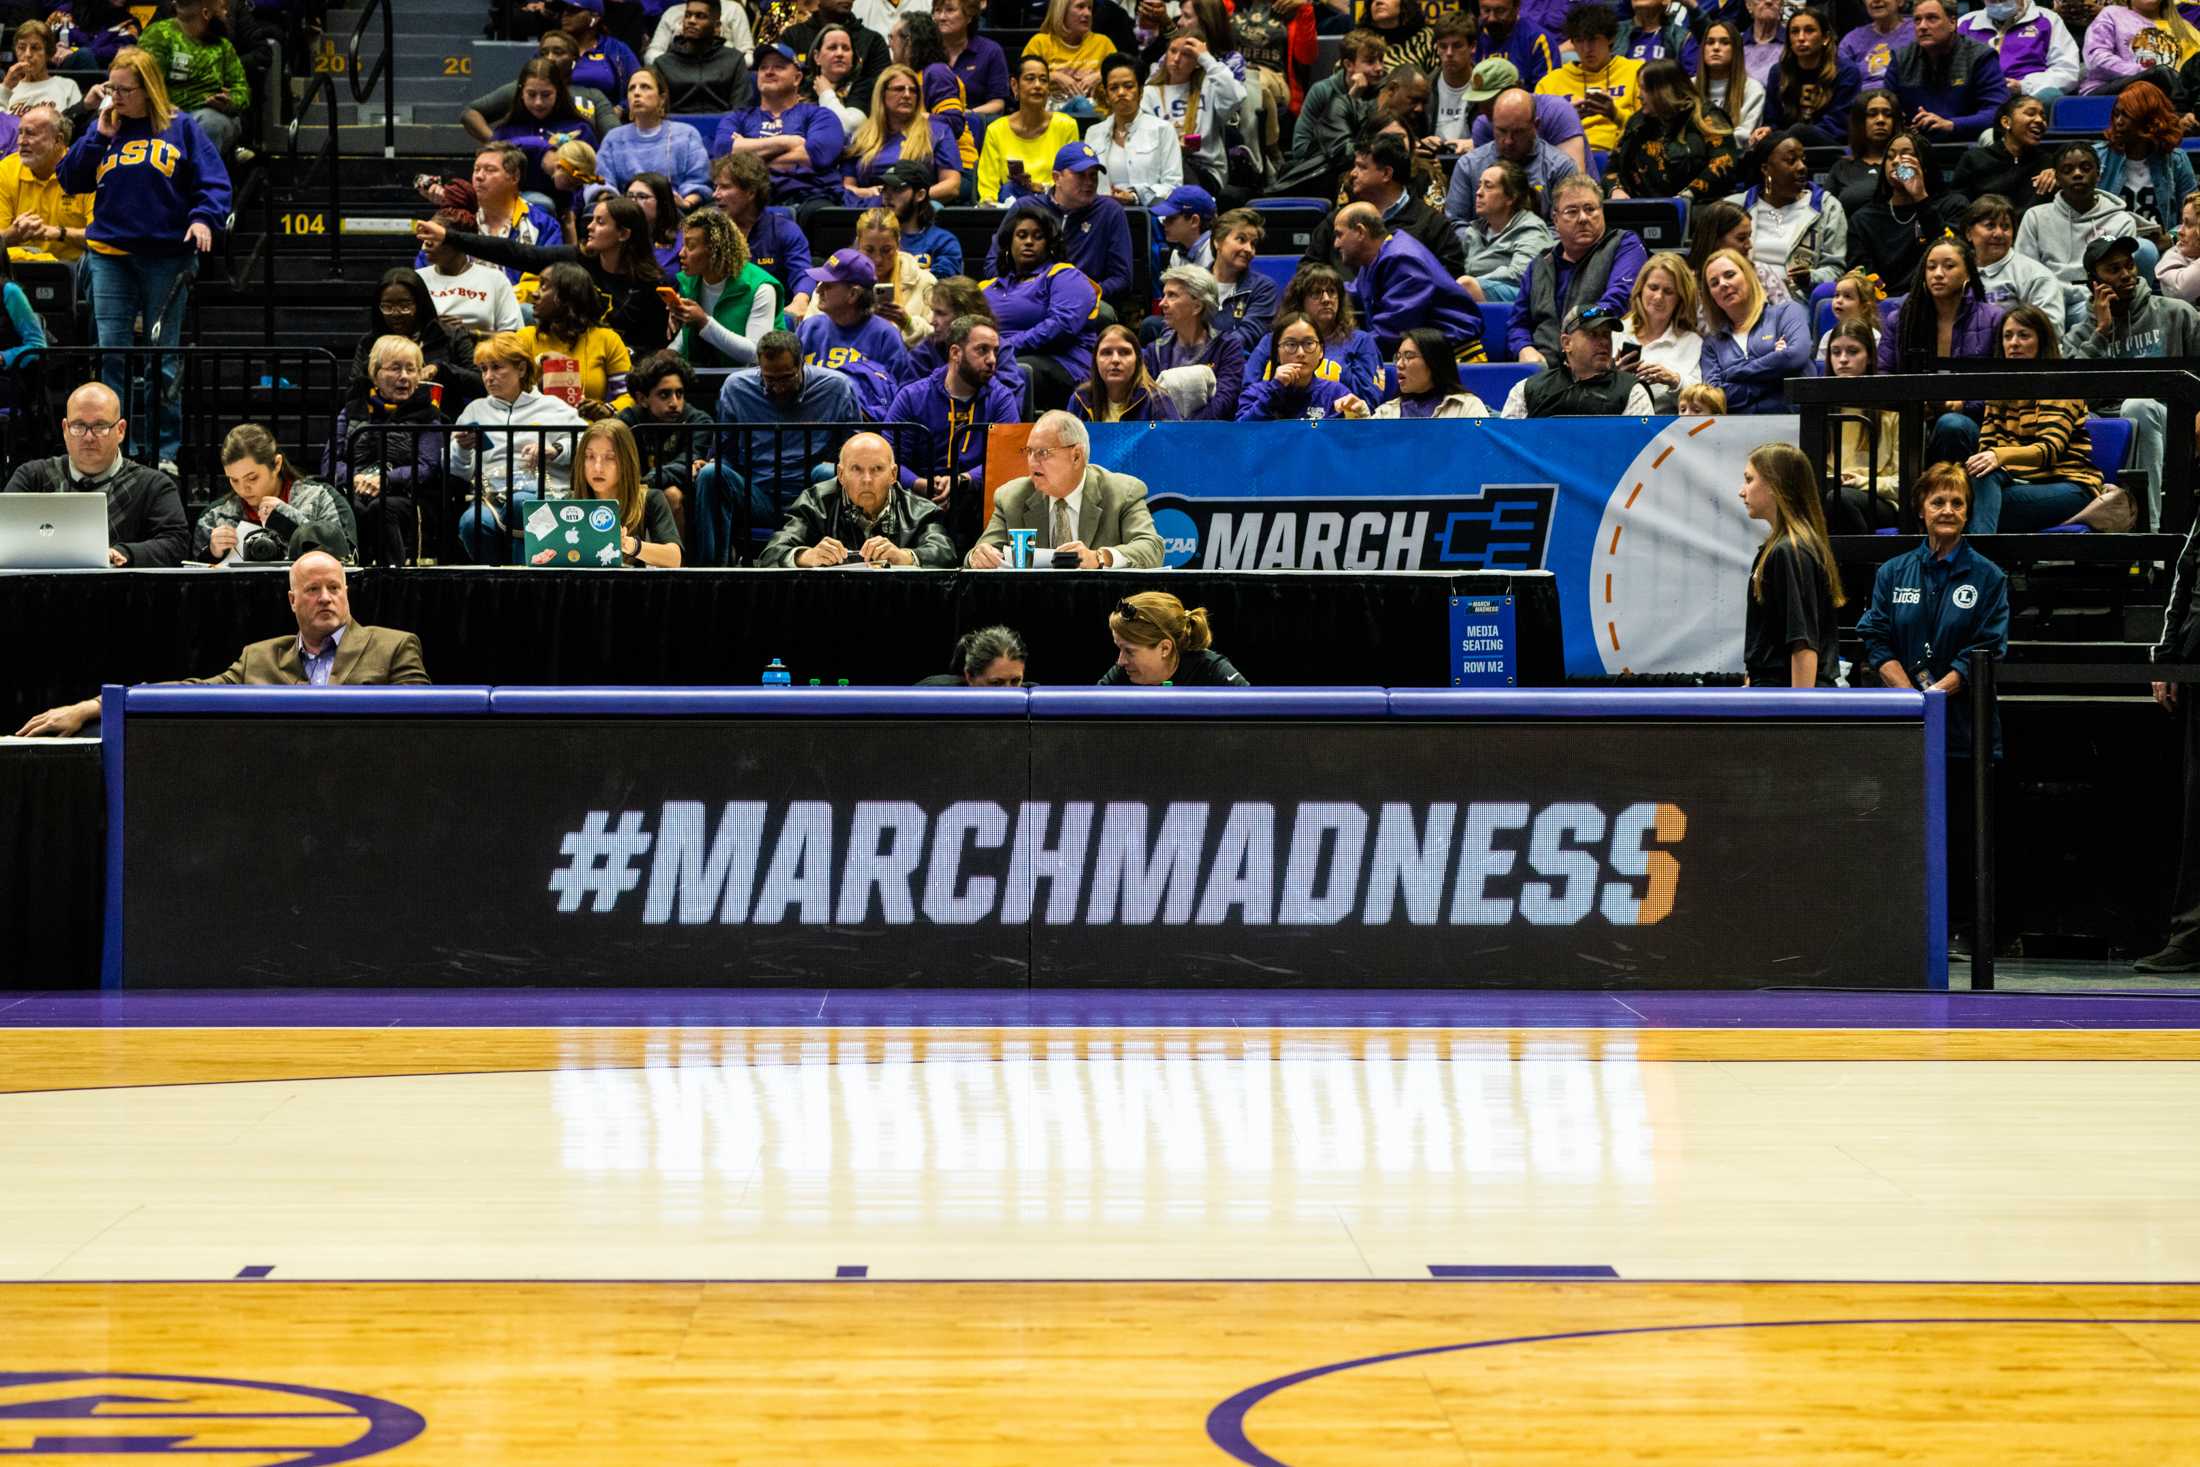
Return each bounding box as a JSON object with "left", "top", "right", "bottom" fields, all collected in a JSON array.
[
  {"left": 2048, "top": 95, "right": 2114, "bottom": 133},
  {"left": 1250, "top": 197, "right": 1332, "bottom": 211},
  {"left": 671, "top": 113, "right": 728, "bottom": 138},
  {"left": 1250, "top": 254, "right": 1300, "bottom": 291},
  {"left": 1806, "top": 283, "right": 1842, "bottom": 347},
  {"left": 2087, "top": 415, "right": 2134, "bottom": 482},
  {"left": 1589, "top": 149, "right": 1609, "bottom": 178},
  {"left": 1460, "top": 362, "right": 1537, "bottom": 404},
  {"left": 1478, "top": 301, "right": 1515, "bottom": 361}
]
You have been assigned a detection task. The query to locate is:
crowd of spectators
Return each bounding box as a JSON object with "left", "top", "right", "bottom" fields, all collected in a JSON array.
[{"left": 5, "top": 0, "right": 2199, "bottom": 573}]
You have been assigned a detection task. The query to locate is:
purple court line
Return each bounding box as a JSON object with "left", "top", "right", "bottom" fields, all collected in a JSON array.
[
  {"left": 3, "top": 987, "right": 2199, "bottom": 1030},
  {"left": 1429, "top": 1265, "right": 1619, "bottom": 1279},
  {"left": 4, "top": 1277, "right": 2199, "bottom": 1287},
  {"left": 1202, "top": 1316, "right": 2200, "bottom": 1467}
]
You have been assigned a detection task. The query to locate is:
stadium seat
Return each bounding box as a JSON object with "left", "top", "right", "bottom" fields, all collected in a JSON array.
[
  {"left": 1461, "top": 362, "right": 1537, "bottom": 403},
  {"left": 1589, "top": 149, "right": 1609, "bottom": 178},
  {"left": 1478, "top": 302, "right": 1515, "bottom": 360},
  {"left": 1603, "top": 197, "right": 1689, "bottom": 252},
  {"left": 2049, "top": 95, "right": 2114, "bottom": 133},
  {"left": 2087, "top": 415, "right": 2134, "bottom": 483},
  {"left": 1250, "top": 254, "right": 1300, "bottom": 290},
  {"left": 1250, "top": 197, "right": 1331, "bottom": 212},
  {"left": 670, "top": 113, "right": 728, "bottom": 138}
]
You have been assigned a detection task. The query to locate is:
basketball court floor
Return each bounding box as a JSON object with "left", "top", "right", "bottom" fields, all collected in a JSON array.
[{"left": 4, "top": 987, "right": 2198, "bottom": 1464}]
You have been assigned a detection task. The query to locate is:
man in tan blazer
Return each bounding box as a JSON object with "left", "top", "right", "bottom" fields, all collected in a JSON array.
[
  {"left": 968, "top": 411, "right": 1166, "bottom": 569},
  {"left": 14, "top": 552, "right": 429, "bottom": 735}
]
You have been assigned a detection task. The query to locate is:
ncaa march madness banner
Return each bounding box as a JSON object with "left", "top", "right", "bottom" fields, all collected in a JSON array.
[{"left": 1083, "top": 418, "right": 1784, "bottom": 680}]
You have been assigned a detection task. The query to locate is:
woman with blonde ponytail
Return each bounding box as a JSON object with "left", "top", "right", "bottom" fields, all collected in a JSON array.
[
  {"left": 1101, "top": 591, "right": 1251, "bottom": 685},
  {"left": 1739, "top": 442, "right": 1845, "bottom": 687}
]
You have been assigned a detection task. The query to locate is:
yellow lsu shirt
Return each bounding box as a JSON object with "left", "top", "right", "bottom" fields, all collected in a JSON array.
[{"left": 1534, "top": 56, "right": 1643, "bottom": 154}]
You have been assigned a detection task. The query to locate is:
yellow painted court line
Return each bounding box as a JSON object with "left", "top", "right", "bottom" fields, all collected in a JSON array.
[{"left": 3, "top": 1025, "right": 2199, "bottom": 1094}]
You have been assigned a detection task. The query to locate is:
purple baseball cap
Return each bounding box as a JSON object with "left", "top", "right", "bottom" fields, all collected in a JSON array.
[{"left": 807, "top": 247, "right": 878, "bottom": 289}]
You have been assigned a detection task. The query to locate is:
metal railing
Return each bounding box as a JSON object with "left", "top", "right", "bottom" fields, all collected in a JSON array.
[
  {"left": 286, "top": 69, "right": 347, "bottom": 278},
  {"left": 348, "top": 0, "right": 397, "bottom": 160},
  {"left": 336, "top": 417, "right": 984, "bottom": 566},
  {"left": 1788, "top": 361, "right": 2200, "bottom": 544}
]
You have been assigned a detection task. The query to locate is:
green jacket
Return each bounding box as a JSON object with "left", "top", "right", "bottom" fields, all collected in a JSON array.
[
  {"left": 141, "top": 19, "right": 249, "bottom": 113},
  {"left": 675, "top": 261, "right": 786, "bottom": 370}
]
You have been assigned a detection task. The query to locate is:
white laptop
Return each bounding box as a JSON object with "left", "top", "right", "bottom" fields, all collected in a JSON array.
[{"left": 0, "top": 492, "right": 110, "bottom": 569}]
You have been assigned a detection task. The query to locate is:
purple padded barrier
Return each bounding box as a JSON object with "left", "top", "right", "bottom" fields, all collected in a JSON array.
[
  {"left": 125, "top": 686, "right": 493, "bottom": 716},
  {"left": 485, "top": 687, "right": 1031, "bottom": 716},
  {"left": 1386, "top": 688, "right": 1929, "bottom": 720},
  {"left": 1027, "top": 687, "right": 1391, "bottom": 718}
]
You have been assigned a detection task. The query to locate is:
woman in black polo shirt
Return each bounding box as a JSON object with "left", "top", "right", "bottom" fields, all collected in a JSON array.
[
  {"left": 1739, "top": 442, "right": 1845, "bottom": 686},
  {"left": 1100, "top": 592, "right": 1251, "bottom": 686}
]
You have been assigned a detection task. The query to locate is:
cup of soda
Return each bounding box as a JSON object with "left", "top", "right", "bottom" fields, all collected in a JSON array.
[{"left": 1009, "top": 527, "right": 1036, "bottom": 569}]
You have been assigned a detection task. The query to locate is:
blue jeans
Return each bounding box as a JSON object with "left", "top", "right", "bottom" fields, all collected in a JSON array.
[
  {"left": 690, "top": 465, "right": 764, "bottom": 567},
  {"left": 1968, "top": 472, "right": 2094, "bottom": 533},
  {"left": 87, "top": 250, "right": 194, "bottom": 465}
]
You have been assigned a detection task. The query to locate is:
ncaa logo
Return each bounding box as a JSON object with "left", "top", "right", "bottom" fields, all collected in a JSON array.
[
  {"left": 1152, "top": 506, "right": 1200, "bottom": 568},
  {"left": 588, "top": 505, "right": 618, "bottom": 534},
  {"left": 1953, "top": 584, "right": 1978, "bottom": 609},
  {"left": 0, "top": 1371, "right": 425, "bottom": 1463}
]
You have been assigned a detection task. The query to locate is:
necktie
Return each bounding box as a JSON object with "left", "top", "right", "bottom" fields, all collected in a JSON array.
[{"left": 1052, "top": 498, "right": 1073, "bottom": 548}]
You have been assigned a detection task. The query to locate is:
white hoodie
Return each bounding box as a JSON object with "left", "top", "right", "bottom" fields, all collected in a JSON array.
[{"left": 451, "top": 388, "right": 586, "bottom": 504}]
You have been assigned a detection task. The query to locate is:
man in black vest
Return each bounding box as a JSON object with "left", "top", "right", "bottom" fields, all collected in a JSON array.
[
  {"left": 1505, "top": 173, "right": 1647, "bottom": 364},
  {"left": 1499, "top": 305, "right": 1654, "bottom": 418}
]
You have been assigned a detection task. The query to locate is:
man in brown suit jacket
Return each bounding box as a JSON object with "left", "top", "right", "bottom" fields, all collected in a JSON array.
[
  {"left": 967, "top": 411, "right": 1166, "bottom": 570},
  {"left": 14, "top": 552, "right": 430, "bottom": 736}
]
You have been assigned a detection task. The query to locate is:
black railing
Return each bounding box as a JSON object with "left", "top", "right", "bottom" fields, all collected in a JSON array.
[
  {"left": 348, "top": 0, "right": 397, "bottom": 160},
  {"left": 286, "top": 70, "right": 346, "bottom": 278},
  {"left": 224, "top": 162, "right": 278, "bottom": 343},
  {"left": 7, "top": 347, "right": 346, "bottom": 500},
  {"left": 1788, "top": 361, "right": 2200, "bottom": 540},
  {"left": 337, "top": 417, "right": 986, "bottom": 566}
]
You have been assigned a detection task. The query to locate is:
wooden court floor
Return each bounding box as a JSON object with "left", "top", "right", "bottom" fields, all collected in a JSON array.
[{"left": 4, "top": 1021, "right": 2198, "bottom": 1464}]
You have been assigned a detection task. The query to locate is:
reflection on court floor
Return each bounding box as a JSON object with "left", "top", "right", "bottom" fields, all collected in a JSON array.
[{"left": 4, "top": 1017, "right": 2197, "bottom": 1462}]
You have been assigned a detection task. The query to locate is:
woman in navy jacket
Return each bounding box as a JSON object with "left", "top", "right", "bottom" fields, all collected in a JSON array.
[
  {"left": 1855, "top": 460, "right": 2011, "bottom": 950},
  {"left": 1856, "top": 460, "right": 2011, "bottom": 751},
  {"left": 1700, "top": 246, "right": 1813, "bottom": 412}
]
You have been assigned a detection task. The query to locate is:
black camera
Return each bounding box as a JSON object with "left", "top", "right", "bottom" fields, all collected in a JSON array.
[{"left": 240, "top": 528, "right": 289, "bottom": 563}]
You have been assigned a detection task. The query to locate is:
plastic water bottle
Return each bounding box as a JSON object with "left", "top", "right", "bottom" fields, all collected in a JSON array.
[{"left": 762, "top": 658, "right": 792, "bottom": 687}]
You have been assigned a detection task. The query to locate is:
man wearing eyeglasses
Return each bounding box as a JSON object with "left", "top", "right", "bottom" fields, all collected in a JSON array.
[
  {"left": 1, "top": 381, "right": 188, "bottom": 566},
  {"left": 1506, "top": 172, "right": 1646, "bottom": 365},
  {"left": 967, "top": 410, "right": 1162, "bottom": 569}
]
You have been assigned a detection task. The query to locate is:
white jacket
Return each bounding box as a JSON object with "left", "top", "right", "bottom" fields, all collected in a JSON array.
[
  {"left": 1086, "top": 111, "right": 1183, "bottom": 205},
  {"left": 451, "top": 389, "right": 586, "bottom": 504},
  {"left": 1374, "top": 391, "right": 1492, "bottom": 418},
  {"left": 1956, "top": 2, "right": 2082, "bottom": 97}
]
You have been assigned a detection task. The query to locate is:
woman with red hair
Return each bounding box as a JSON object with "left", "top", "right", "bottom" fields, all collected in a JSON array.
[{"left": 2094, "top": 80, "right": 2194, "bottom": 247}]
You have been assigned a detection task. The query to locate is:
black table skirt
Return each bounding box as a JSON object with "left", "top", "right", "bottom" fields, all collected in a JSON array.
[
  {"left": 0, "top": 739, "right": 101, "bottom": 987},
  {"left": 0, "top": 568, "right": 1563, "bottom": 721}
]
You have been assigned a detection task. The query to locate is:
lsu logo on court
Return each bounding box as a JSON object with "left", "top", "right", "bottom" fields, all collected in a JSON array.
[
  {"left": 1147, "top": 487, "right": 1557, "bottom": 571},
  {"left": 0, "top": 1371, "right": 425, "bottom": 1463}
]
